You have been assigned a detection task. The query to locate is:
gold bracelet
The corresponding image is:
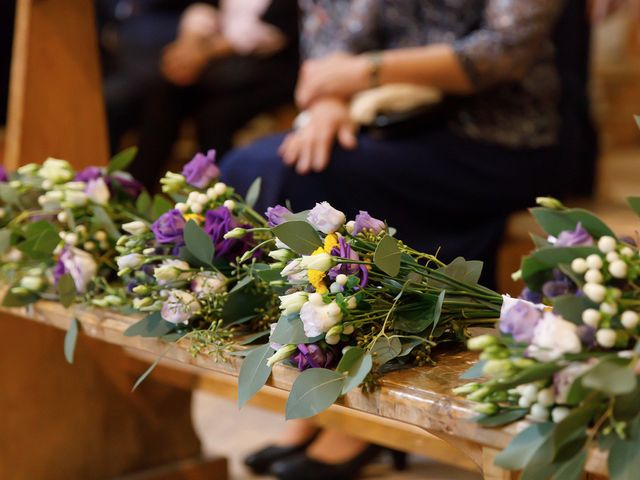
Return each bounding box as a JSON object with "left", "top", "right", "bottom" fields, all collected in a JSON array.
[{"left": 368, "top": 51, "right": 383, "bottom": 88}]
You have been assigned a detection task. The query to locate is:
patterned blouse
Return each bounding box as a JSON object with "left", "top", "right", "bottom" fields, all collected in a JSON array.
[{"left": 300, "top": 0, "right": 565, "bottom": 148}]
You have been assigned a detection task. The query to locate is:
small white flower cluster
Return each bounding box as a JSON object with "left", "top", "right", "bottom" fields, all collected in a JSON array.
[
  {"left": 57, "top": 226, "right": 108, "bottom": 253},
  {"left": 174, "top": 182, "right": 231, "bottom": 214},
  {"left": 513, "top": 383, "right": 570, "bottom": 423},
  {"left": 571, "top": 235, "right": 639, "bottom": 348},
  {"left": 12, "top": 267, "right": 47, "bottom": 294}
]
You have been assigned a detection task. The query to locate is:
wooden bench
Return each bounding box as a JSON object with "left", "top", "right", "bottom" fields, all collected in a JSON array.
[{"left": 0, "top": 300, "right": 611, "bottom": 479}]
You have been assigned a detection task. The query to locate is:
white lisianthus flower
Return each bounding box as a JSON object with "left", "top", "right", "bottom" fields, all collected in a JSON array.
[
  {"left": 122, "top": 220, "right": 148, "bottom": 235},
  {"left": 269, "top": 249, "right": 294, "bottom": 263},
  {"left": 63, "top": 190, "right": 88, "bottom": 208},
  {"left": 527, "top": 312, "right": 582, "bottom": 362},
  {"left": 58, "top": 247, "right": 98, "bottom": 293},
  {"left": 17, "top": 163, "right": 39, "bottom": 176},
  {"left": 299, "top": 301, "right": 343, "bottom": 338},
  {"left": 266, "top": 344, "right": 297, "bottom": 367},
  {"left": 160, "top": 290, "right": 201, "bottom": 324},
  {"left": 279, "top": 292, "right": 308, "bottom": 315},
  {"left": 281, "top": 258, "right": 304, "bottom": 276},
  {"left": 300, "top": 252, "right": 334, "bottom": 272},
  {"left": 85, "top": 178, "right": 110, "bottom": 205},
  {"left": 116, "top": 253, "right": 145, "bottom": 271},
  {"left": 307, "top": 202, "right": 346, "bottom": 234},
  {"left": 153, "top": 259, "right": 192, "bottom": 284},
  {"left": 37, "top": 158, "right": 74, "bottom": 184},
  {"left": 191, "top": 272, "right": 227, "bottom": 296}
]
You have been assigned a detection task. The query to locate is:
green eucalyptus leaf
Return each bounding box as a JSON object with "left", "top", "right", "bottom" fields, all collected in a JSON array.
[
  {"left": 285, "top": 368, "right": 345, "bottom": 419},
  {"left": 135, "top": 190, "right": 152, "bottom": 217},
  {"left": 270, "top": 313, "right": 310, "bottom": 345},
  {"left": 271, "top": 221, "right": 322, "bottom": 255},
  {"left": 184, "top": 220, "right": 214, "bottom": 266},
  {"left": 582, "top": 357, "right": 637, "bottom": 396},
  {"left": 107, "top": 146, "right": 138, "bottom": 173},
  {"left": 238, "top": 331, "right": 270, "bottom": 346},
  {"left": 497, "top": 363, "right": 562, "bottom": 390},
  {"left": 245, "top": 177, "right": 262, "bottom": 208},
  {"left": 64, "top": 317, "right": 79, "bottom": 364},
  {"left": 374, "top": 235, "right": 401, "bottom": 277},
  {"left": 460, "top": 360, "right": 486, "bottom": 379},
  {"left": 91, "top": 205, "right": 120, "bottom": 239},
  {"left": 530, "top": 207, "right": 616, "bottom": 238},
  {"left": 553, "top": 449, "right": 587, "bottom": 480},
  {"left": 608, "top": 434, "right": 640, "bottom": 480},
  {"left": 336, "top": 347, "right": 373, "bottom": 395},
  {"left": 123, "top": 312, "right": 176, "bottom": 338},
  {"left": 475, "top": 408, "right": 528, "bottom": 427},
  {"left": 238, "top": 344, "right": 274, "bottom": 408},
  {"left": 628, "top": 197, "right": 640, "bottom": 218},
  {"left": 132, "top": 348, "right": 169, "bottom": 391},
  {"left": 2, "top": 289, "right": 39, "bottom": 307},
  {"left": 0, "top": 228, "right": 12, "bottom": 254},
  {"left": 18, "top": 221, "right": 60, "bottom": 259},
  {"left": 151, "top": 194, "right": 173, "bottom": 219},
  {"left": 430, "top": 290, "right": 446, "bottom": 335},
  {"left": 222, "top": 290, "right": 268, "bottom": 326},
  {"left": 494, "top": 422, "right": 554, "bottom": 470},
  {"left": 552, "top": 295, "right": 597, "bottom": 325},
  {"left": 434, "top": 257, "right": 483, "bottom": 285},
  {"left": 370, "top": 336, "right": 402, "bottom": 366},
  {"left": 58, "top": 273, "right": 76, "bottom": 308}
]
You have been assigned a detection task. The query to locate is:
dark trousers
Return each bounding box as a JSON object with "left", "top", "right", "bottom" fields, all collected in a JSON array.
[
  {"left": 127, "top": 53, "right": 297, "bottom": 191},
  {"left": 221, "top": 128, "right": 565, "bottom": 288}
]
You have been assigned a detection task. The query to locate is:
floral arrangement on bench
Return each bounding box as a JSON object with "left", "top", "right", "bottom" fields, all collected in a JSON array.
[{"left": 457, "top": 197, "right": 640, "bottom": 479}]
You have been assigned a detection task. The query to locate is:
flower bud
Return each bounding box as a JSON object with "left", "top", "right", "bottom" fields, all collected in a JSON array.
[
  {"left": 104, "top": 295, "right": 123, "bottom": 306},
  {"left": 266, "top": 344, "right": 297, "bottom": 367},
  {"left": 345, "top": 220, "right": 356, "bottom": 234},
  {"left": 122, "top": 221, "right": 148, "bottom": 236},
  {"left": 133, "top": 297, "right": 154, "bottom": 309},
  {"left": 346, "top": 296, "right": 358, "bottom": 310},
  {"left": 117, "top": 253, "right": 145, "bottom": 271},
  {"left": 342, "top": 324, "right": 355, "bottom": 335},
  {"left": 132, "top": 284, "right": 150, "bottom": 295},
  {"left": 536, "top": 197, "right": 564, "bottom": 209},
  {"left": 279, "top": 291, "right": 308, "bottom": 315},
  {"left": 336, "top": 274, "right": 348, "bottom": 286},
  {"left": 482, "top": 359, "right": 515, "bottom": 379},
  {"left": 467, "top": 334, "right": 498, "bottom": 351},
  {"left": 529, "top": 403, "right": 549, "bottom": 422},
  {"left": 160, "top": 172, "right": 186, "bottom": 193},
  {"left": 551, "top": 406, "right": 571, "bottom": 423},
  {"left": 473, "top": 403, "right": 498, "bottom": 415},
  {"left": 467, "top": 386, "right": 491, "bottom": 402},
  {"left": 300, "top": 253, "right": 334, "bottom": 272},
  {"left": 20, "top": 276, "right": 44, "bottom": 291},
  {"left": 452, "top": 383, "right": 479, "bottom": 395},
  {"left": 223, "top": 227, "right": 248, "bottom": 240}
]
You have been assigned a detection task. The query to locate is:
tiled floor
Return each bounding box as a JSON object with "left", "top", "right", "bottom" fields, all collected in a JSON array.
[{"left": 192, "top": 391, "right": 482, "bottom": 480}]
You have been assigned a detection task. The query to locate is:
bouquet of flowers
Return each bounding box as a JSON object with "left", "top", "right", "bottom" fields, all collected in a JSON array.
[
  {"left": 238, "top": 201, "right": 504, "bottom": 419},
  {"left": 0, "top": 150, "right": 145, "bottom": 310},
  {"left": 456, "top": 197, "right": 640, "bottom": 479},
  {"left": 117, "top": 150, "right": 282, "bottom": 360}
]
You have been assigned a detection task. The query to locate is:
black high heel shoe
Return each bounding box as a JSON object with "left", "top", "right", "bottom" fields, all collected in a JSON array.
[
  {"left": 244, "top": 431, "right": 320, "bottom": 475},
  {"left": 270, "top": 445, "right": 408, "bottom": 480}
]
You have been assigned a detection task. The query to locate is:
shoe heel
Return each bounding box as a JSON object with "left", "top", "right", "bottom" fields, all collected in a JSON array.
[{"left": 389, "top": 449, "right": 408, "bottom": 471}]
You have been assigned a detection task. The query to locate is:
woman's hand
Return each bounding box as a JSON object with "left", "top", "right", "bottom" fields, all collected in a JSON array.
[
  {"left": 278, "top": 98, "right": 357, "bottom": 175},
  {"left": 295, "top": 53, "right": 371, "bottom": 109}
]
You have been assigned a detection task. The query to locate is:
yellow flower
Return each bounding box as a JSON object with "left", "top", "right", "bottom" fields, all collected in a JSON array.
[
  {"left": 183, "top": 213, "right": 205, "bottom": 224},
  {"left": 323, "top": 234, "right": 338, "bottom": 253},
  {"left": 307, "top": 236, "right": 337, "bottom": 294}
]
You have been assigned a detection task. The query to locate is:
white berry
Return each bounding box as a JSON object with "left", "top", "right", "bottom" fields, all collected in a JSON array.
[
  {"left": 175, "top": 202, "right": 188, "bottom": 213},
  {"left": 596, "top": 328, "right": 617, "bottom": 348},
  {"left": 606, "top": 251, "right": 619, "bottom": 262},
  {"left": 552, "top": 407, "right": 571, "bottom": 423},
  {"left": 571, "top": 258, "right": 588, "bottom": 274},
  {"left": 582, "top": 308, "right": 601, "bottom": 328},
  {"left": 336, "top": 274, "right": 348, "bottom": 286},
  {"left": 529, "top": 403, "right": 550, "bottom": 422},
  {"left": 620, "top": 246, "right": 634, "bottom": 258},
  {"left": 600, "top": 302, "right": 618, "bottom": 316},
  {"left": 518, "top": 396, "right": 533, "bottom": 408},
  {"left": 223, "top": 200, "right": 236, "bottom": 211},
  {"left": 584, "top": 269, "right": 603, "bottom": 284},
  {"left": 537, "top": 388, "right": 555, "bottom": 407},
  {"left": 598, "top": 236, "right": 617, "bottom": 254},
  {"left": 583, "top": 283, "right": 606, "bottom": 303},
  {"left": 609, "top": 260, "right": 628, "bottom": 279},
  {"left": 213, "top": 182, "right": 227, "bottom": 196},
  {"left": 586, "top": 254, "right": 603, "bottom": 270},
  {"left": 621, "top": 311, "right": 639, "bottom": 330}
]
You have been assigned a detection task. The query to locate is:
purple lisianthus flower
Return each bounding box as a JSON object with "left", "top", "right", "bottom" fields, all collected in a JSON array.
[
  {"left": 499, "top": 296, "right": 544, "bottom": 343},
  {"left": 519, "top": 287, "right": 543, "bottom": 304},
  {"left": 353, "top": 211, "right": 385, "bottom": 235},
  {"left": 265, "top": 205, "right": 292, "bottom": 227},
  {"left": 203, "top": 207, "right": 252, "bottom": 260},
  {"left": 328, "top": 236, "right": 368, "bottom": 286},
  {"left": 108, "top": 172, "right": 144, "bottom": 199},
  {"left": 53, "top": 246, "right": 98, "bottom": 294},
  {"left": 74, "top": 166, "right": 103, "bottom": 182},
  {"left": 182, "top": 149, "right": 219, "bottom": 189},
  {"left": 0, "top": 165, "right": 8, "bottom": 182},
  {"left": 292, "top": 344, "right": 336, "bottom": 371},
  {"left": 555, "top": 223, "right": 594, "bottom": 247},
  {"left": 152, "top": 209, "right": 186, "bottom": 244},
  {"left": 542, "top": 269, "right": 574, "bottom": 299}
]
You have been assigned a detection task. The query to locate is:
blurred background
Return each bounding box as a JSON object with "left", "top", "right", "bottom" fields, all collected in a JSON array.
[{"left": 0, "top": 1, "right": 639, "bottom": 479}]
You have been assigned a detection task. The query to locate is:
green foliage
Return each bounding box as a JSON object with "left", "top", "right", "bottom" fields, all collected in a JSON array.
[
  {"left": 530, "top": 207, "right": 616, "bottom": 238},
  {"left": 435, "top": 257, "right": 483, "bottom": 285},
  {"left": 1, "top": 289, "right": 39, "bottom": 307},
  {"left": 135, "top": 190, "right": 152, "bottom": 218},
  {"left": 374, "top": 235, "right": 401, "bottom": 277},
  {"left": 269, "top": 313, "right": 310, "bottom": 345},
  {"left": 107, "top": 146, "right": 138, "bottom": 173},
  {"left": 285, "top": 368, "right": 345, "bottom": 419},
  {"left": 272, "top": 221, "right": 322, "bottom": 255},
  {"left": 582, "top": 357, "right": 637, "bottom": 396},
  {"left": 64, "top": 317, "right": 79, "bottom": 364},
  {"left": 336, "top": 347, "right": 373, "bottom": 395},
  {"left": 238, "top": 344, "right": 274, "bottom": 408},
  {"left": 184, "top": 220, "right": 214, "bottom": 266},
  {"left": 370, "top": 336, "right": 402, "bottom": 365},
  {"left": 475, "top": 408, "right": 528, "bottom": 427},
  {"left": 17, "top": 221, "right": 60, "bottom": 260},
  {"left": 123, "top": 312, "right": 176, "bottom": 337},
  {"left": 245, "top": 177, "right": 262, "bottom": 208},
  {"left": 460, "top": 359, "right": 486, "bottom": 379},
  {"left": 494, "top": 422, "right": 554, "bottom": 470},
  {"left": 91, "top": 205, "right": 120, "bottom": 239},
  {"left": 608, "top": 434, "right": 640, "bottom": 480},
  {"left": 522, "top": 246, "right": 598, "bottom": 290},
  {"left": 552, "top": 295, "right": 597, "bottom": 324},
  {"left": 132, "top": 348, "right": 169, "bottom": 391},
  {"left": 627, "top": 197, "right": 640, "bottom": 218},
  {"left": 151, "top": 194, "right": 173, "bottom": 219},
  {"left": 58, "top": 273, "right": 76, "bottom": 308},
  {"left": 221, "top": 289, "right": 269, "bottom": 326},
  {"left": 0, "top": 228, "right": 11, "bottom": 254}
]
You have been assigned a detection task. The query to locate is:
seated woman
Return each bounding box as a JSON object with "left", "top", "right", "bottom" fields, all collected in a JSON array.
[
  {"left": 125, "top": 0, "right": 299, "bottom": 190},
  {"left": 221, "top": 0, "right": 579, "bottom": 478}
]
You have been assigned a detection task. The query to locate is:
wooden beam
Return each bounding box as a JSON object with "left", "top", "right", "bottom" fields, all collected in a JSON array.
[{"left": 5, "top": 0, "right": 109, "bottom": 169}]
